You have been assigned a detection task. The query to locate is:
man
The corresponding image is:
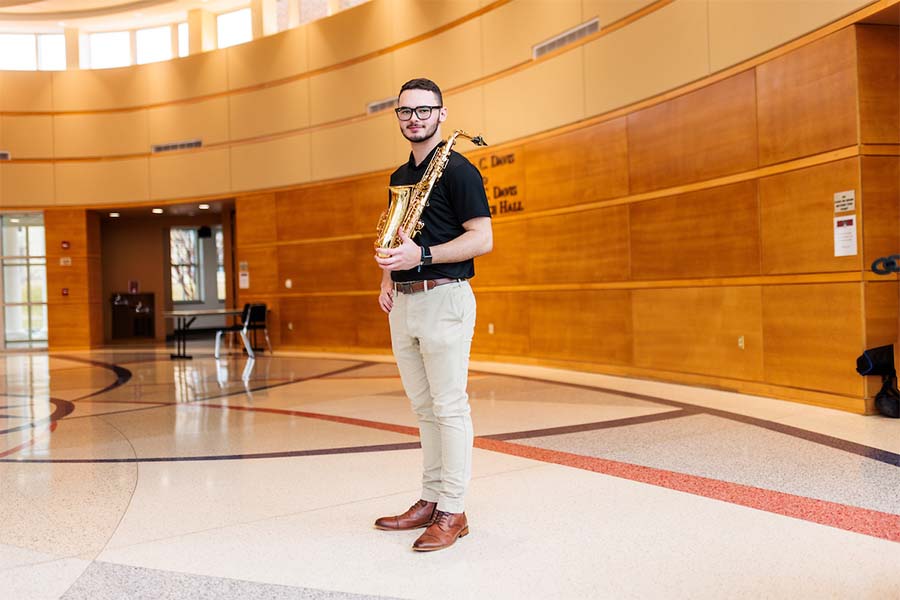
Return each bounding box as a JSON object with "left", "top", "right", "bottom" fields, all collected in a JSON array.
[{"left": 374, "top": 78, "right": 493, "bottom": 552}]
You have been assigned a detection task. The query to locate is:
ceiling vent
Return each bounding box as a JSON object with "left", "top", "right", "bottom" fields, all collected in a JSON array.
[
  {"left": 151, "top": 139, "right": 202, "bottom": 153},
  {"left": 367, "top": 97, "right": 398, "bottom": 115},
  {"left": 532, "top": 18, "right": 600, "bottom": 59},
  {"left": 0, "top": 151, "right": 10, "bottom": 161}
]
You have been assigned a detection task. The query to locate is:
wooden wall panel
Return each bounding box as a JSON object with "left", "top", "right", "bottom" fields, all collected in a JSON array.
[
  {"left": 471, "top": 291, "right": 530, "bottom": 357},
  {"left": 310, "top": 113, "right": 397, "bottom": 181},
  {"left": 277, "top": 238, "right": 371, "bottom": 294},
  {"left": 309, "top": 54, "right": 393, "bottom": 126},
  {"left": 0, "top": 71, "right": 53, "bottom": 112},
  {"left": 280, "top": 296, "right": 358, "bottom": 348},
  {"left": 277, "top": 181, "right": 357, "bottom": 241},
  {"left": 352, "top": 173, "right": 392, "bottom": 235},
  {"left": 149, "top": 148, "right": 231, "bottom": 200},
  {"left": 856, "top": 24, "right": 900, "bottom": 144},
  {"left": 140, "top": 52, "right": 229, "bottom": 105},
  {"left": 483, "top": 48, "right": 585, "bottom": 146},
  {"left": 228, "top": 80, "right": 310, "bottom": 140},
  {"left": 864, "top": 282, "right": 898, "bottom": 401},
  {"left": 582, "top": 0, "right": 656, "bottom": 24},
  {"left": 392, "top": 17, "right": 483, "bottom": 94},
  {"left": 1, "top": 116, "right": 53, "bottom": 159},
  {"left": 583, "top": 0, "right": 709, "bottom": 118},
  {"left": 528, "top": 205, "right": 630, "bottom": 283},
  {"left": 2, "top": 164, "right": 54, "bottom": 206},
  {"left": 481, "top": 0, "right": 582, "bottom": 75},
  {"left": 306, "top": 0, "right": 393, "bottom": 70},
  {"left": 51, "top": 68, "right": 150, "bottom": 112},
  {"left": 230, "top": 134, "right": 312, "bottom": 192},
  {"left": 529, "top": 290, "right": 632, "bottom": 364},
  {"left": 627, "top": 71, "right": 757, "bottom": 193},
  {"left": 54, "top": 158, "right": 150, "bottom": 205},
  {"left": 756, "top": 27, "right": 859, "bottom": 166},
  {"left": 53, "top": 111, "right": 149, "bottom": 158},
  {"left": 235, "top": 247, "right": 279, "bottom": 296},
  {"left": 760, "top": 158, "right": 860, "bottom": 274},
  {"left": 355, "top": 295, "right": 391, "bottom": 350},
  {"left": 762, "top": 283, "right": 864, "bottom": 397},
  {"left": 148, "top": 98, "right": 230, "bottom": 148},
  {"left": 391, "top": 0, "right": 480, "bottom": 43},
  {"left": 523, "top": 118, "right": 629, "bottom": 212},
  {"left": 235, "top": 193, "right": 277, "bottom": 246},
  {"left": 632, "top": 286, "right": 764, "bottom": 381},
  {"left": 225, "top": 26, "right": 308, "bottom": 90},
  {"left": 708, "top": 0, "right": 872, "bottom": 72},
  {"left": 474, "top": 220, "right": 529, "bottom": 286},
  {"left": 631, "top": 181, "right": 760, "bottom": 280},
  {"left": 47, "top": 303, "right": 94, "bottom": 349},
  {"left": 861, "top": 157, "right": 900, "bottom": 265}
]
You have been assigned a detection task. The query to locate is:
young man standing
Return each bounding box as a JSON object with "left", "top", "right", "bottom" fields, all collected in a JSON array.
[{"left": 374, "top": 78, "right": 493, "bottom": 552}]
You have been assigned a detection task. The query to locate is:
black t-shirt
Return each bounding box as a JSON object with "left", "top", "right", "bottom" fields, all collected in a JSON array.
[{"left": 389, "top": 143, "right": 491, "bottom": 283}]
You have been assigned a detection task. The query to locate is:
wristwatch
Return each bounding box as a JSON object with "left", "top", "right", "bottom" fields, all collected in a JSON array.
[{"left": 420, "top": 245, "right": 433, "bottom": 266}]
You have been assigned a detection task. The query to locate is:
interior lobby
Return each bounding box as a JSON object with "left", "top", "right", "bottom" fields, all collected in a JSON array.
[{"left": 1, "top": 1, "right": 899, "bottom": 598}]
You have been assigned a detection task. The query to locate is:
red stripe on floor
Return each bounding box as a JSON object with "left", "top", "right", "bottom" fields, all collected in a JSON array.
[
  {"left": 475, "top": 437, "right": 900, "bottom": 543},
  {"left": 0, "top": 421, "right": 57, "bottom": 458}
]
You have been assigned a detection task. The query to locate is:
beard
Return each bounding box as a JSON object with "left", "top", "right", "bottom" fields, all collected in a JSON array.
[{"left": 401, "top": 118, "right": 440, "bottom": 143}]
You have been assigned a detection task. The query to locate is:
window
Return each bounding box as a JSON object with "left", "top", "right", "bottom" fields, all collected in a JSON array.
[
  {"left": 300, "top": 0, "right": 329, "bottom": 24},
  {"left": 0, "top": 34, "right": 37, "bottom": 70},
  {"left": 1, "top": 214, "right": 47, "bottom": 347},
  {"left": 217, "top": 8, "right": 252, "bottom": 49},
  {"left": 136, "top": 26, "right": 172, "bottom": 65},
  {"left": 215, "top": 227, "right": 226, "bottom": 301},
  {"left": 37, "top": 34, "right": 66, "bottom": 70},
  {"left": 170, "top": 228, "right": 201, "bottom": 302},
  {"left": 177, "top": 22, "right": 189, "bottom": 57},
  {"left": 89, "top": 31, "right": 131, "bottom": 69}
]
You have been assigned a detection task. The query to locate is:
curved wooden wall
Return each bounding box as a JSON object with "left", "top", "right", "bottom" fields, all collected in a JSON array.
[
  {"left": 237, "top": 21, "right": 900, "bottom": 414},
  {"left": 19, "top": 0, "right": 898, "bottom": 414},
  {"left": 0, "top": 0, "right": 885, "bottom": 207}
]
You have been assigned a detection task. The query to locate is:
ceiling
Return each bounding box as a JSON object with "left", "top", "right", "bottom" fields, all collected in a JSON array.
[{"left": 0, "top": 0, "right": 249, "bottom": 33}]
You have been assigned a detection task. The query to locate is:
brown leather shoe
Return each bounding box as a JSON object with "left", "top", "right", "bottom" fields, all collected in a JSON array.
[
  {"left": 412, "top": 510, "right": 469, "bottom": 552},
  {"left": 374, "top": 499, "right": 436, "bottom": 531}
]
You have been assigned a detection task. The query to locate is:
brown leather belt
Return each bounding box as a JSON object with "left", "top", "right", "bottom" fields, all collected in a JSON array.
[{"left": 394, "top": 278, "right": 463, "bottom": 294}]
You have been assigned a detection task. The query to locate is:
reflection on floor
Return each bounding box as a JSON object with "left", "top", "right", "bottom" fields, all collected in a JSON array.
[{"left": 1, "top": 346, "right": 899, "bottom": 599}]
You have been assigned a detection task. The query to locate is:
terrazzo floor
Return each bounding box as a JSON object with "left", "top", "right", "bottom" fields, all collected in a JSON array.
[{"left": 1, "top": 345, "right": 899, "bottom": 599}]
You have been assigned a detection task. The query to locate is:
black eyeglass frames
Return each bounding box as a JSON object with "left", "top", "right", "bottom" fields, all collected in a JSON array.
[{"left": 395, "top": 105, "right": 442, "bottom": 121}]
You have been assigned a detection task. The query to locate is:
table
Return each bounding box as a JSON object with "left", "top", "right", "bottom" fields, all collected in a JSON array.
[{"left": 163, "top": 307, "right": 244, "bottom": 360}]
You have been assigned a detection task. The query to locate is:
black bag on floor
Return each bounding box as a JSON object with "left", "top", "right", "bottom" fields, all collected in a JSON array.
[{"left": 875, "top": 376, "right": 900, "bottom": 418}]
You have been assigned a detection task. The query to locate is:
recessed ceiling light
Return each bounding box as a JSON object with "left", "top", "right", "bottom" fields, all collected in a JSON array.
[
  {"left": 10, "top": 218, "right": 20, "bottom": 223},
  {"left": 198, "top": 204, "right": 210, "bottom": 210},
  {"left": 109, "top": 212, "right": 120, "bottom": 218},
  {"left": 152, "top": 208, "right": 164, "bottom": 214},
  {"left": 58, "top": 21, "right": 65, "bottom": 27}
]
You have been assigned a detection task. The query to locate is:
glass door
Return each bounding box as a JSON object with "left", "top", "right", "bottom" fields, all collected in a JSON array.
[{"left": 1, "top": 213, "right": 47, "bottom": 348}]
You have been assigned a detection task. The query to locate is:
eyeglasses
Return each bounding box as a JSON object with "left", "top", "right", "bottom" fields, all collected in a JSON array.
[{"left": 395, "top": 105, "right": 442, "bottom": 121}]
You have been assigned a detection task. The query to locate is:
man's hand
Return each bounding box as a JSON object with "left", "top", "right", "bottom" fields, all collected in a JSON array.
[
  {"left": 378, "top": 281, "right": 394, "bottom": 313},
  {"left": 374, "top": 229, "right": 421, "bottom": 272}
]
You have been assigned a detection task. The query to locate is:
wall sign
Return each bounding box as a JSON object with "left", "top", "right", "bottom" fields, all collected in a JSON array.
[
  {"left": 834, "top": 215, "right": 857, "bottom": 257},
  {"left": 834, "top": 190, "right": 855, "bottom": 213}
]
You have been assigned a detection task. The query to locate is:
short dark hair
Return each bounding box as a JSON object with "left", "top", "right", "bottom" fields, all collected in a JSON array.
[{"left": 399, "top": 78, "right": 443, "bottom": 105}]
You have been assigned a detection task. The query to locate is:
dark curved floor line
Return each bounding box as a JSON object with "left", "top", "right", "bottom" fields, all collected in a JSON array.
[
  {"left": 497, "top": 373, "right": 900, "bottom": 467},
  {"left": 0, "top": 398, "right": 75, "bottom": 436},
  {"left": 0, "top": 441, "right": 422, "bottom": 463},
  {"left": 51, "top": 355, "right": 133, "bottom": 401},
  {"left": 483, "top": 408, "right": 698, "bottom": 440}
]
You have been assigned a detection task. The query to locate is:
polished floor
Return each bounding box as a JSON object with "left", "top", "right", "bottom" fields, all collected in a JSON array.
[{"left": 1, "top": 345, "right": 899, "bottom": 599}]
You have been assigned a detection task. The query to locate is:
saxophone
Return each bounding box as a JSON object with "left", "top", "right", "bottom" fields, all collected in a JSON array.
[{"left": 375, "top": 129, "right": 488, "bottom": 257}]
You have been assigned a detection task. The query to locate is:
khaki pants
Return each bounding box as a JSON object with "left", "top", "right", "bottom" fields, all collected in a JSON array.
[{"left": 389, "top": 280, "right": 476, "bottom": 514}]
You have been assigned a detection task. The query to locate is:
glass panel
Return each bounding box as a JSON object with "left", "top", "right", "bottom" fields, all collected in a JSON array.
[
  {"left": 29, "top": 265, "right": 46, "bottom": 303},
  {"left": 171, "top": 266, "right": 199, "bottom": 302},
  {"left": 27, "top": 225, "right": 45, "bottom": 257},
  {"left": 136, "top": 25, "right": 172, "bottom": 65},
  {"left": 37, "top": 34, "right": 66, "bottom": 71},
  {"left": 90, "top": 31, "right": 131, "bottom": 69},
  {"left": 217, "top": 267, "right": 226, "bottom": 301},
  {"left": 0, "top": 34, "right": 37, "bottom": 70},
  {"left": 29, "top": 304, "right": 47, "bottom": 340},
  {"left": 217, "top": 8, "right": 252, "bottom": 49},
  {"left": 170, "top": 228, "right": 198, "bottom": 265},
  {"left": 4, "top": 305, "right": 29, "bottom": 342},
  {"left": 3, "top": 265, "right": 28, "bottom": 304},
  {"left": 215, "top": 228, "right": 224, "bottom": 266},
  {"left": 178, "top": 22, "right": 189, "bottom": 57},
  {"left": 300, "top": 0, "right": 328, "bottom": 23},
  {"left": 2, "top": 221, "right": 28, "bottom": 256}
]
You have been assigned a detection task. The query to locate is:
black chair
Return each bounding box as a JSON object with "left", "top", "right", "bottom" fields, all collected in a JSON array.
[
  {"left": 214, "top": 303, "right": 250, "bottom": 359},
  {"left": 239, "top": 303, "right": 272, "bottom": 359}
]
